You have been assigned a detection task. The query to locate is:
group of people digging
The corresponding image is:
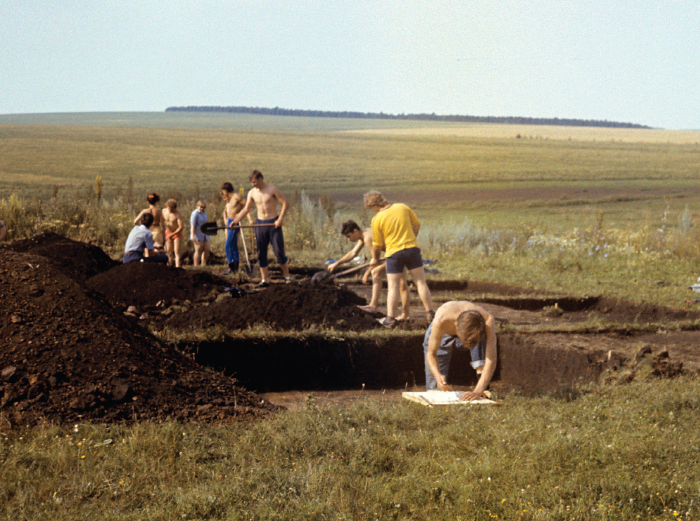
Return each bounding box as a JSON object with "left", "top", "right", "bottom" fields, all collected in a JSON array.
[
  {"left": 123, "top": 170, "right": 497, "bottom": 401},
  {"left": 330, "top": 189, "right": 497, "bottom": 401}
]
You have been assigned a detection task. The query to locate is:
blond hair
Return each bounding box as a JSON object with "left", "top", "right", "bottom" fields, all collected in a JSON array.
[
  {"left": 363, "top": 191, "right": 388, "bottom": 209},
  {"left": 166, "top": 199, "right": 178, "bottom": 210}
]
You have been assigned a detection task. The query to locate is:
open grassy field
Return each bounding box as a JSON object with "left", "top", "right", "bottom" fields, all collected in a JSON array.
[{"left": 2, "top": 113, "right": 700, "bottom": 519}]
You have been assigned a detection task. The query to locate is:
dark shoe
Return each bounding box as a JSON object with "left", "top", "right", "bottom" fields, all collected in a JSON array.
[
  {"left": 229, "top": 261, "right": 239, "bottom": 273},
  {"left": 257, "top": 281, "right": 270, "bottom": 288},
  {"left": 377, "top": 317, "right": 397, "bottom": 328}
]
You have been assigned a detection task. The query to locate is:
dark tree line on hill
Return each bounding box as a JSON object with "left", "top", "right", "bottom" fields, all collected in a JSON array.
[{"left": 165, "top": 105, "right": 651, "bottom": 129}]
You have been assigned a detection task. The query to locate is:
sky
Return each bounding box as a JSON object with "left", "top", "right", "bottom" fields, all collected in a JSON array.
[{"left": 1, "top": 1, "right": 699, "bottom": 129}]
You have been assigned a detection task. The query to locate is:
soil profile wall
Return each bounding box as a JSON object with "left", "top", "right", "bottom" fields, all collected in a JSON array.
[{"left": 182, "top": 333, "right": 606, "bottom": 394}]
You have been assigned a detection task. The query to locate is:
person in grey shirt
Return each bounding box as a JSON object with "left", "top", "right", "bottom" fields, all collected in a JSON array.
[{"left": 123, "top": 213, "right": 168, "bottom": 264}]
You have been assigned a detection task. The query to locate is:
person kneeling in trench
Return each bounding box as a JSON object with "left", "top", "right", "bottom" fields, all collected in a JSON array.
[
  {"left": 123, "top": 213, "right": 169, "bottom": 264},
  {"left": 424, "top": 301, "right": 497, "bottom": 401}
]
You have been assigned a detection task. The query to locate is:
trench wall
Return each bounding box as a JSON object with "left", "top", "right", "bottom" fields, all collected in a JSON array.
[{"left": 183, "top": 333, "right": 606, "bottom": 394}]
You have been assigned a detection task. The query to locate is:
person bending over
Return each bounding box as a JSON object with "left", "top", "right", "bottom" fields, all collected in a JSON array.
[
  {"left": 123, "top": 213, "right": 168, "bottom": 264},
  {"left": 330, "top": 219, "right": 411, "bottom": 320},
  {"left": 424, "top": 301, "right": 497, "bottom": 401}
]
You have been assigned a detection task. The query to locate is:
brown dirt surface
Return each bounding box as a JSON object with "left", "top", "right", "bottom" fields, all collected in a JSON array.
[
  {"left": 0, "top": 248, "right": 280, "bottom": 428},
  {"left": 86, "top": 261, "right": 229, "bottom": 308},
  {"left": 2, "top": 232, "right": 118, "bottom": 283},
  {"left": 164, "top": 282, "right": 379, "bottom": 332}
]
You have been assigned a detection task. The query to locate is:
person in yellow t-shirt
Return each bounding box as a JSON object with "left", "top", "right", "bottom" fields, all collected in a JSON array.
[{"left": 364, "top": 191, "right": 435, "bottom": 327}]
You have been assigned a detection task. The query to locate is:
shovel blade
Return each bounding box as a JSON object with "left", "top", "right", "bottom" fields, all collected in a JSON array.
[{"left": 200, "top": 222, "right": 223, "bottom": 236}]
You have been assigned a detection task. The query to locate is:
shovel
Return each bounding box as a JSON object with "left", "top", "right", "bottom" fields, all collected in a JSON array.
[
  {"left": 239, "top": 225, "right": 256, "bottom": 277},
  {"left": 200, "top": 222, "right": 275, "bottom": 237},
  {"left": 310, "top": 260, "right": 384, "bottom": 284}
]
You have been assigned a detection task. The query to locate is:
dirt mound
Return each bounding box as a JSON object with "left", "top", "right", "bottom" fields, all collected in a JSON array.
[
  {"left": 0, "top": 250, "right": 279, "bottom": 427},
  {"left": 167, "top": 283, "right": 379, "bottom": 332},
  {"left": 590, "top": 297, "right": 700, "bottom": 323},
  {"left": 87, "top": 262, "right": 229, "bottom": 308},
  {"left": 3, "top": 232, "right": 118, "bottom": 283}
]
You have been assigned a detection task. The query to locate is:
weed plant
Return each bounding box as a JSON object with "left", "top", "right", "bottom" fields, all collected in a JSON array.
[{"left": 2, "top": 376, "right": 699, "bottom": 520}]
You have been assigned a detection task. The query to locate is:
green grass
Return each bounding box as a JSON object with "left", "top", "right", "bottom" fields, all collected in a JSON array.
[{"left": 2, "top": 377, "right": 699, "bottom": 520}]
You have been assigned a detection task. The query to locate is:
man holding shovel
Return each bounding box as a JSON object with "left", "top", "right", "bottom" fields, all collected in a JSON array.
[
  {"left": 329, "top": 220, "right": 411, "bottom": 321},
  {"left": 230, "top": 170, "right": 291, "bottom": 286},
  {"left": 221, "top": 182, "right": 246, "bottom": 274}
]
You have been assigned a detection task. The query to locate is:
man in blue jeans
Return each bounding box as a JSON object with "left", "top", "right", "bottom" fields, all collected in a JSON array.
[
  {"left": 424, "top": 301, "right": 497, "bottom": 401},
  {"left": 123, "top": 213, "right": 168, "bottom": 264}
]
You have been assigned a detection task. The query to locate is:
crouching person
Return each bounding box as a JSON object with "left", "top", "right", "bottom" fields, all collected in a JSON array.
[
  {"left": 123, "top": 213, "right": 169, "bottom": 264},
  {"left": 424, "top": 301, "right": 497, "bottom": 401}
]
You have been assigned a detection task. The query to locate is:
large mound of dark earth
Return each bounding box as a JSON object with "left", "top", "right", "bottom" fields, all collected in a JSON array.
[
  {"left": 164, "top": 282, "right": 379, "bottom": 332},
  {"left": 0, "top": 248, "right": 279, "bottom": 427}
]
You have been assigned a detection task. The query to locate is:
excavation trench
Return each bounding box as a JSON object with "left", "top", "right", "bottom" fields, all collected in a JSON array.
[{"left": 179, "top": 333, "right": 612, "bottom": 395}]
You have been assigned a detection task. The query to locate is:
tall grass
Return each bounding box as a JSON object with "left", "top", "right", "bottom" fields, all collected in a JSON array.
[{"left": 2, "top": 376, "right": 699, "bottom": 520}]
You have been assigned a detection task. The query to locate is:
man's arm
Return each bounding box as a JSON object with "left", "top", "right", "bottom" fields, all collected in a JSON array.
[
  {"left": 459, "top": 315, "right": 498, "bottom": 401},
  {"left": 425, "top": 317, "right": 452, "bottom": 392},
  {"left": 173, "top": 213, "right": 184, "bottom": 236},
  {"left": 273, "top": 187, "right": 289, "bottom": 228},
  {"left": 328, "top": 240, "right": 364, "bottom": 272}
]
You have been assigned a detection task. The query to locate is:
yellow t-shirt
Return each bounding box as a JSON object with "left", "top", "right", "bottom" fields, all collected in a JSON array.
[{"left": 371, "top": 203, "right": 420, "bottom": 258}]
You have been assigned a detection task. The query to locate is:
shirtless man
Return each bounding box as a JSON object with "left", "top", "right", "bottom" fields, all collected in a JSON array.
[
  {"left": 162, "top": 199, "right": 184, "bottom": 267},
  {"left": 230, "top": 170, "right": 291, "bottom": 285},
  {"left": 221, "top": 182, "right": 246, "bottom": 274},
  {"left": 424, "top": 301, "right": 497, "bottom": 401},
  {"left": 330, "top": 220, "right": 411, "bottom": 320}
]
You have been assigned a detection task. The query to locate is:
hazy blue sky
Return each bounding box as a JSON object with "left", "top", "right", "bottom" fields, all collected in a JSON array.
[{"left": 2, "top": 1, "right": 698, "bottom": 129}]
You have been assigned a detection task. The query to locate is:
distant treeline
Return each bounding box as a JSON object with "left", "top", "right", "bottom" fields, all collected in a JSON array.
[{"left": 165, "top": 105, "right": 651, "bottom": 129}]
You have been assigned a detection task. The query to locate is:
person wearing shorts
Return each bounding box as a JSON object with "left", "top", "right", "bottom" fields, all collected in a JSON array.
[
  {"left": 364, "top": 190, "right": 434, "bottom": 326},
  {"left": 424, "top": 301, "right": 497, "bottom": 401},
  {"left": 190, "top": 200, "right": 211, "bottom": 266},
  {"left": 162, "top": 199, "right": 184, "bottom": 267}
]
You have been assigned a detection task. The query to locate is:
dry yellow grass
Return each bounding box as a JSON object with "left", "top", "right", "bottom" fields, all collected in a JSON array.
[{"left": 345, "top": 124, "right": 700, "bottom": 144}]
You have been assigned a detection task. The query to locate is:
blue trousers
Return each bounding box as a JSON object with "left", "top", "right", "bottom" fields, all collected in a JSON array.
[
  {"left": 225, "top": 218, "right": 240, "bottom": 265},
  {"left": 423, "top": 321, "right": 486, "bottom": 390}
]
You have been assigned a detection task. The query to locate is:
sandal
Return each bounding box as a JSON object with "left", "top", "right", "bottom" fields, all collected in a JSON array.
[
  {"left": 257, "top": 281, "right": 270, "bottom": 288},
  {"left": 358, "top": 305, "right": 377, "bottom": 313},
  {"left": 377, "top": 317, "right": 397, "bottom": 328}
]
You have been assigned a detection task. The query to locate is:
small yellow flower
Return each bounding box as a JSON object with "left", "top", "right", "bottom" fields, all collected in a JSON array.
[{"left": 81, "top": 455, "right": 86, "bottom": 459}]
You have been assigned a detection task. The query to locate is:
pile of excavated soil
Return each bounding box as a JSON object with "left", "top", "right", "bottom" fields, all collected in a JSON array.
[
  {"left": 0, "top": 249, "right": 279, "bottom": 427},
  {"left": 87, "top": 261, "right": 229, "bottom": 308},
  {"left": 3, "top": 232, "right": 118, "bottom": 283},
  {"left": 166, "top": 283, "right": 379, "bottom": 332}
]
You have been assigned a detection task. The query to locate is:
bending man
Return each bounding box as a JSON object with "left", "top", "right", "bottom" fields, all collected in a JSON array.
[
  {"left": 123, "top": 214, "right": 168, "bottom": 264},
  {"left": 330, "top": 220, "right": 411, "bottom": 320},
  {"left": 424, "top": 301, "right": 497, "bottom": 401}
]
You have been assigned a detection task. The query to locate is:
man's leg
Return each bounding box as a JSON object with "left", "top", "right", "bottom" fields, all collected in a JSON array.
[
  {"left": 408, "top": 265, "right": 434, "bottom": 315},
  {"left": 385, "top": 272, "right": 403, "bottom": 319},
  {"left": 368, "top": 265, "right": 384, "bottom": 310},
  {"left": 202, "top": 240, "right": 211, "bottom": 266},
  {"left": 270, "top": 227, "right": 291, "bottom": 281},
  {"left": 166, "top": 239, "right": 174, "bottom": 266},
  {"left": 193, "top": 241, "right": 202, "bottom": 266},
  {"left": 255, "top": 227, "right": 271, "bottom": 283},
  {"left": 398, "top": 269, "right": 410, "bottom": 320},
  {"left": 174, "top": 237, "right": 182, "bottom": 268}
]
